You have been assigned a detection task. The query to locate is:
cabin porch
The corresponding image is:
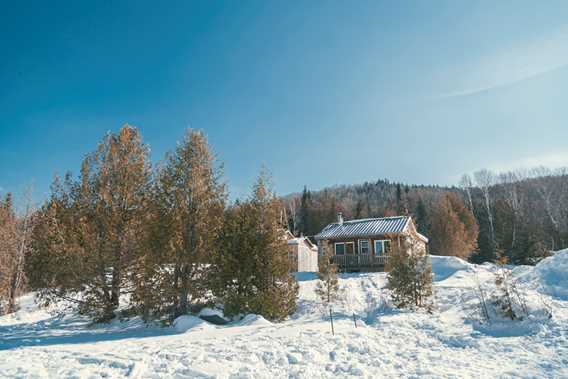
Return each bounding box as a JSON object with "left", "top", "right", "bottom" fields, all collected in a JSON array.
[{"left": 327, "top": 254, "right": 390, "bottom": 272}]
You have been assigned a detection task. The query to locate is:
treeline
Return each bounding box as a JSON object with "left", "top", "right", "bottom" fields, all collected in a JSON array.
[
  {"left": 284, "top": 167, "right": 567, "bottom": 264},
  {"left": 1, "top": 125, "right": 298, "bottom": 321},
  {"left": 460, "top": 169, "right": 567, "bottom": 264}
]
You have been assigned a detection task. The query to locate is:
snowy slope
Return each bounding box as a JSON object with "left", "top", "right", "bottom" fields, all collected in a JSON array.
[
  {"left": 516, "top": 249, "right": 568, "bottom": 300},
  {"left": 1, "top": 254, "right": 567, "bottom": 378}
]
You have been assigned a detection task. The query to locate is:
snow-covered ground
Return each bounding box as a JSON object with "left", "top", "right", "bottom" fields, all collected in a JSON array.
[{"left": 1, "top": 253, "right": 567, "bottom": 378}]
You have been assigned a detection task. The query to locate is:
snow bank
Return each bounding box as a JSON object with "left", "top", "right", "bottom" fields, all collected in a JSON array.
[
  {"left": 198, "top": 307, "right": 224, "bottom": 318},
  {"left": 237, "top": 314, "right": 272, "bottom": 326},
  {"left": 472, "top": 318, "right": 542, "bottom": 337},
  {"left": 553, "top": 248, "right": 568, "bottom": 255},
  {"left": 430, "top": 255, "right": 475, "bottom": 281},
  {"left": 0, "top": 293, "right": 50, "bottom": 326},
  {"left": 517, "top": 250, "right": 568, "bottom": 300},
  {"left": 172, "top": 315, "right": 214, "bottom": 333}
]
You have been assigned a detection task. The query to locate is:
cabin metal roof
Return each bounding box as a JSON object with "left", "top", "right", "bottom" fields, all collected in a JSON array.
[{"left": 314, "top": 216, "right": 410, "bottom": 240}]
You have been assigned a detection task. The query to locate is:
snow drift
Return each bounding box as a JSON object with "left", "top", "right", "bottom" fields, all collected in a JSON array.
[
  {"left": 237, "top": 314, "right": 272, "bottom": 326},
  {"left": 517, "top": 250, "right": 568, "bottom": 300},
  {"left": 430, "top": 254, "right": 475, "bottom": 281},
  {"left": 172, "top": 315, "right": 214, "bottom": 333}
]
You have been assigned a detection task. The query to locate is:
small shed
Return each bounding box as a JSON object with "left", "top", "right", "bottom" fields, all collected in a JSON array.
[{"left": 285, "top": 230, "right": 319, "bottom": 272}]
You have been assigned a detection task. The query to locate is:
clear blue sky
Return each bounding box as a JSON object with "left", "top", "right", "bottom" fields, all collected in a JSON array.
[{"left": 2, "top": 1, "right": 568, "bottom": 201}]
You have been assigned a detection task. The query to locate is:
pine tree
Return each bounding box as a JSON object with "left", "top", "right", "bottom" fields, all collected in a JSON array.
[
  {"left": 214, "top": 171, "right": 298, "bottom": 321},
  {"left": 27, "top": 125, "right": 152, "bottom": 321},
  {"left": 213, "top": 200, "right": 270, "bottom": 317},
  {"left": 315, "top": 251, "right": 339, "bottom": 306},
  {"left": 396, "top": 184, "right": 403, "bottom": 213},
  {"left": 471, "top": 204, "right": 498, "bottom": 264},
  {"left": 154, "top": 129, "right": 227, "bottom": 319},
  {"left": 249, "top": 171, "right": 299, "bottom": 320},
  {"left": 387, "top": 238, "right": 433, "bottom": 309},
  {"left": 513, "top": 225, "right": 550, "bottom": 265},
  {"left": 298, "top": 186, "right": 312, "bottom": 236},
  {"left": 414, "top": 198, "right": 429, "bottom": 236},
  {"left": 354, "top": 199, "right": 363, "bottom": 219},
  {"left": 27, "top": 176, "right": 81, "bottom": 309},
  {"left": 129, "top": 184, "right": 169, "bottom": 320}
]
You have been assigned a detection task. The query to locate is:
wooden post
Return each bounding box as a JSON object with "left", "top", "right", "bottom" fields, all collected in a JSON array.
[
  {"left": 329, "top": 307, "right": 335, "bottom": 336},
  {"left": 353, "top": 312, "right": 357, "bottom": 328}
]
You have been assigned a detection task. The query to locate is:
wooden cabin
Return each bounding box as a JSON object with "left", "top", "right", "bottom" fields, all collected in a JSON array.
[{"left": 314, "top": 213, "right": 428, "bottom": 272}]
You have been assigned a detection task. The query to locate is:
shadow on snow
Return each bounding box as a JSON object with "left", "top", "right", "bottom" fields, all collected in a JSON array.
[{"left": 0, "top": 314, "right": 178, "bottom": 351}]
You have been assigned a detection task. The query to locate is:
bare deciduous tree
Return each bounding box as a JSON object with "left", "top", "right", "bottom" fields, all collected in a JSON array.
[
  {"left": 530, "top": 166, "right": 560, "bottom": 233},
  {"left": 474, "top": 169, "right": 495, "bottom": 245},
  {"left": 498, "top": 171, "right": 523, "bottom": 249},
  {"left": 0, "top": 188, "right": 35, "bottom": 314},
  {"left": 459, "top": 174, "right": 474, "bottom": 211}
]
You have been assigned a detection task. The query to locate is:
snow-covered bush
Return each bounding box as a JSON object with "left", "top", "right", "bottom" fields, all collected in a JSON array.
[
  {"left": 472, "top": 267, "right": 552, "bottom": 324},
  {"left": 491, "top": 268, "right": 525, "bottom": 320}
]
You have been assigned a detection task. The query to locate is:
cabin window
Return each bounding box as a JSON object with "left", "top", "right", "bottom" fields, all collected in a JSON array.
[
  {"left": 374, "top": 240, "right": 391, "bottom": 255},
  {"left": 345, "top": 242, "right": 355, "bottom": 255},
  {"left": 359, "top": 240, "right": 370, "bottom": 254},
  {"left": 335, "top": 242, "right": 345, "bottom": 255}
]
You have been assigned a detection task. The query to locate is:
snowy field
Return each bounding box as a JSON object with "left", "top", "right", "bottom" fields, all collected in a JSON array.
[{"left": 1, "top": 252, "right": 567, "bottom": 379}]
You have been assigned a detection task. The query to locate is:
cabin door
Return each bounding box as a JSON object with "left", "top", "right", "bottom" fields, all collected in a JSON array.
[{"left": 344, "top": 242, "right": 356, "bottom": 267}]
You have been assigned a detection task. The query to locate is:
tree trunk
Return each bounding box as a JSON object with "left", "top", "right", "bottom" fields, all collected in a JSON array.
[
  {"left": 511, "top": 215, "right": 515, "bottom": 250},
  {"left": 7, "top": 273, "right": 18, "bottom": 313},
  {"left": 175, "top": 264, "right": 190, "bottom": 318},
  {"left": 108, "top": 264, "right": 121, "bottom": 319}
]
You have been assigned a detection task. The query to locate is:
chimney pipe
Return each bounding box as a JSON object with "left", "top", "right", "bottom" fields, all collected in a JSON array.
[{"left": 337, "top": 212, "right": 344, "bottom": 225}]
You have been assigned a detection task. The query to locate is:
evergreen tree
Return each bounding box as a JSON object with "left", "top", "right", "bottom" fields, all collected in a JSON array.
[
  {"left": 249, "top": 171, "right": 299, "bottom": 320},
  {"left": 298, "top": 186, "right": 312, "bottom": 236},
  {"left": 154, "top": 129, "right": 226, "bottom": 319},
  {"left": 396, "top": 184, "right": 403, "bottom": 213},
  {"left": 129, "top": 184, "right": 170, "bottom": 320},
  {"left": 388, "top": 238, "right": 433, "bottom": 309},
  {"left": 414, "top": 198, "right": 429, "bottom": 236},
  {"left": 471, "top": 204, "right": 498, "bottom": 264},
  {"left": 315, "top": 251, "right": 339, "bottom": 306},
  {"left": 513, "top": 225, "right": 550, "bottom": 265},
  {"left": 27, "top": 125, "right": 152, "bottom": 321},
  {"left": 213, "top": 202, "right": 258, "bottom": 317},
  {"left": 315, "top": 250, "right": 340, "bottom": 335},
  {"left": 28, "top": 178, "right": 91, "bottom": 313},
  {"left": 354, "top": 199, "right": 363, "bottom": 219},
  {"left": 2, "top": 193, "right": 13, "bottom": 213},
  {"left": 214, "top": 171, "right": 298, "bottom": 321}
]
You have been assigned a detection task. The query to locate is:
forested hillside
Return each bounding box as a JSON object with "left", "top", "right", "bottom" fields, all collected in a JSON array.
[{"left": 283, "top": 167, "right": 568, "bottom": 264}]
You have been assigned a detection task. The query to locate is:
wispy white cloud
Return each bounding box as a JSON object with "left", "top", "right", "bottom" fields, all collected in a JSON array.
[
  {"left": 439, "top": 62, "right": 568, "bottom": 99},
  {"left": 439, "top": 27, "right": 568, "bottom": 99}
]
